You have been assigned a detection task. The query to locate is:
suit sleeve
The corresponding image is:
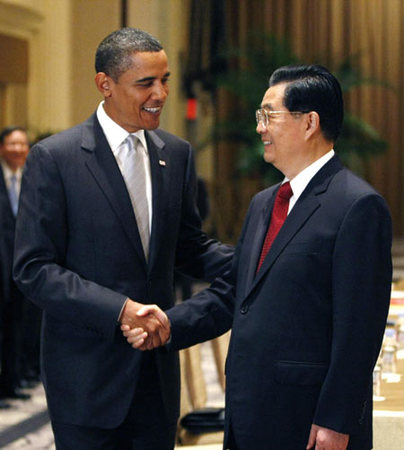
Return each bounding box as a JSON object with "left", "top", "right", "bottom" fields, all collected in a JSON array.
[
  {"left": 13, "top": 145, "right": 126, "bottom": 341},
  {"left": 313, "top": 193, "right": 392, "bottom": 434},
  {"left": 167, "top": 196, "right": 258, "bottom": 350},
  {"left": 174, "top": 144, "right": 234, "bottom": 282},
  {"left": 167, "top": 268, "right": 235, "bottom": 350}
]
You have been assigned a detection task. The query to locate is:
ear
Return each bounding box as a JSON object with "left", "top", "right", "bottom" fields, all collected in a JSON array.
[
  {"left": 95, "top": 72, "right": 112, "bottom": 97},
  {"left": 305, "top": 111, "right": 320, "bottom": 140}
]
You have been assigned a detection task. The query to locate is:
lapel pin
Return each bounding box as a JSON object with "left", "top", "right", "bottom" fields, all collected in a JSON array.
[{"left": 159, "top": 160, "right": 166, "bottom": 166}]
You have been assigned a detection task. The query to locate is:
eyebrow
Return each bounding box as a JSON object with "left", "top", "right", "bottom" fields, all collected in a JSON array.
[
  {"left": 260, "top": 103, "right": 274, "bottom": 110},
  {"left": 135, "top": 72, "right": 171, "bottom": 83}
]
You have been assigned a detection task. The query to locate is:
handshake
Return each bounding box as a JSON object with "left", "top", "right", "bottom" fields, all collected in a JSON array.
[{"left": 119, "top": 299, "right": 170, "bottom": 351}]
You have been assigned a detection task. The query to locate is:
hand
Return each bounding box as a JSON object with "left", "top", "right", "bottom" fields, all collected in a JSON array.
[
  {"left": 120, "top": 301, "right": 170, "bottom": 350},
  {"left": 306, "top": 424, "right": 349, "bottom": 450},
  {"left": 120, "top": 324, "right": 148, "bottom": 348}
]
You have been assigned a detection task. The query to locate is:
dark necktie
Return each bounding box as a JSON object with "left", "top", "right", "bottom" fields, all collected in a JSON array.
[{"left": 256, "top": 181, "right": 293, "bottom": 273}]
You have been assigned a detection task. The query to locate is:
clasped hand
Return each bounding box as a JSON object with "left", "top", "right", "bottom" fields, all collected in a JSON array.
[
  {"left": 306, "top": 424, "right": 349, "bottom": 450},
  {"left": 120, "top": 299, "right": 170, "bottom": 350}
]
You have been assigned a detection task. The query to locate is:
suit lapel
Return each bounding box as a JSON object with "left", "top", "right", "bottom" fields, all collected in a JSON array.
[
  {"left": 145, "top": 130, "right": 169, "bottom": 269},
  {"left": 245, "top": 187, "right": 278, "bottom": 289},
  {"left": 83, "top": 115, "right": 147, "bottom": 266},
  {"left": 0, "top": 166, "right": 15, "bottom": 220},
  {"left": 252, "top": 195, "right": 320, "bottom": 289},
  {"left": 247, "top": 155, "right": 344, "bottom": 295}
]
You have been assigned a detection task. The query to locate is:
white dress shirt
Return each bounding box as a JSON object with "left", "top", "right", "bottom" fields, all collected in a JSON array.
[
  {"left": 282, "top": 149, "right": 335, "bottom": 214},
  {"left": 96, "top": 102, "right": 152, "bottom": 233},
  {"left": 1, "top": 161, "right": 23, "bottom": 198}
]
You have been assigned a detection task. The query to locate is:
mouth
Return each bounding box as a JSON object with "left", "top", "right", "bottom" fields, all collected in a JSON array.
[{"left": 143, "top": 106, "right": 163, "bottom": 114}]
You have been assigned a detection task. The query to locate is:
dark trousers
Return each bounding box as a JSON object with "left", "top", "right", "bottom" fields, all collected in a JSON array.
[
  {"left": 0, "top": 296, "right": 24, "bottom": 393},
  {"left": 51, "top": 353, "right": 177, "bottom": 450},
  {"left": 226, "top": 419, "right": 240, "bottom": 450},
  {"left": 21, "top": 299, "right": 41, "bottom": 379}
]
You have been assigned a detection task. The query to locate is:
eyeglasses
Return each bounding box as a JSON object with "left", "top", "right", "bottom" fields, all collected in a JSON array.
[{"left": 255, "top": 108, "right": 307, "bottom": 128}]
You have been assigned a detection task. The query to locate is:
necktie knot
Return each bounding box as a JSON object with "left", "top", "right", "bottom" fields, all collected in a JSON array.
[
  {"left": 278, "top": 181, "right": 293, "bottom": 201},
  {"left": 125, "top": 134, "right": 138, "bottom": 153}
]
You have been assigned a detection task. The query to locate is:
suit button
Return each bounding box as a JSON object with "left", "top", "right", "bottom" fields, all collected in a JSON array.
[{"left": 240, "top": 305, "right": 248, "bottom": 314}]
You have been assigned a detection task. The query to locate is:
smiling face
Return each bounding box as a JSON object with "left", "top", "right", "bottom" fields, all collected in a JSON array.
[
  {"left": 0, "top": 130, "right": 29, "bottom": 171},
  {"left": 96, "top": 50, "right": 170, "bottom": 133},
  {"left": 256, "top": 82, "right": 312, "bottom": 179}
]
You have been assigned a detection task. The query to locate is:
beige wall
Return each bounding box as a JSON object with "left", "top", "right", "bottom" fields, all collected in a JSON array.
[
  {"left": 0, "top": 0, "right": 190, "bottom": 140},
  {"left": 0, "top": 0, "right": 71, "bottom": 134},
  {"left": 30, "top": 0, "right": 72, "bottom": 134},
  {"left": 70, "top": 0, "right": 121, "bottom": 126},
  {"left": 0, "top": 0, "right": 42, "bottom": 130},
  {"left": 0, "top": 33, "right": 28, "bottom": 127}
]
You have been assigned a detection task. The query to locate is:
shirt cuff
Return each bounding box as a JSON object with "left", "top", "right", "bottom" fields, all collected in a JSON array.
[{"left": 117, "top": 297, "right": 129, "bottom": 323}]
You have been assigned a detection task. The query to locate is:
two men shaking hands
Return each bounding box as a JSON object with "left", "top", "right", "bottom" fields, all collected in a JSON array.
[{"left": 120, "top": 299, "right": 169, "bottom": 350}]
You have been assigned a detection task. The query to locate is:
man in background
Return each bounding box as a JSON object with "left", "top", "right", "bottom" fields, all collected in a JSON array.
[
  {"left": 125, "top": 64, "right": 392, "bottom": 450},
  {"left": 0, "top": 126, "right": 34, "bottom": 402},
  {"left": 13, "top": 28, "right": 232, "bottom": 449}
]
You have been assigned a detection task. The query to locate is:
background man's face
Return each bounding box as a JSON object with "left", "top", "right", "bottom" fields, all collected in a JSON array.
[
  {"left": 0, "top": 130, "right": 29, "bottom": 171},
  {"left": 103, "top": 50, "right": 170, "bottom": 133}
]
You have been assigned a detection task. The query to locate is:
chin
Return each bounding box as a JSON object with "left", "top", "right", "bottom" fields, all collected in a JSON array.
[
  {"left": 143, "top": 119, "right": 160, "bottom": 131},
  {"left": 263, "top": 152, "right": 274, "bottom": 164}
]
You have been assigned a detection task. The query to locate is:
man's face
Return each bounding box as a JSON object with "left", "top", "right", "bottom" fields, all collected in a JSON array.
[
  {"left": 101, "top": 50, "right": 170, "bottom": 133},
  {"left": 0, "top": 130, "right": 29, "bottom": 171},
  {"left": 257, "top": 83, "right": 307, "bottom": 178}
]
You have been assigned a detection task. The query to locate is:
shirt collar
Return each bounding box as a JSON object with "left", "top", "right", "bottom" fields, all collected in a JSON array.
[
  {"left": 1, "top": 160, "right": 23, "bottom": 181},
  {"left": 96, "top": 101, "right": 148, "bottom": 155},
  {"left": 285, "top": 149, "right": 335, "bottom": 202}
]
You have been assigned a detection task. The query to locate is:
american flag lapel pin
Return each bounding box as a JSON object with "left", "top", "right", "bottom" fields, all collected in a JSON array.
[{"left": 159, "top": 160, "right": 166, "bottom": 166}]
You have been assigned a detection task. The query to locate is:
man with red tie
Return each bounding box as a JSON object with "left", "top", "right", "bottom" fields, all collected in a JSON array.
[{"left": 124, "top": 64, "right": 392, "bottom": 450}]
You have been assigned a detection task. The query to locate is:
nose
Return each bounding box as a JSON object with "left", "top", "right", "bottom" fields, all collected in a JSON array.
[
  {"left": 8, "top": 143, "right": 29, "bottom": 153},
  {"left": 152, "top": 81, "right": 168, "bottom": 101},
  {"left": 256, "top": 121, "right": 266, "bottom": 134}
]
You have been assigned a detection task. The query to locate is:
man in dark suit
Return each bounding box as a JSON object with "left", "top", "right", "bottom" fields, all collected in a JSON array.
[
  {"left": 13, "top": 28, "right": 232, "bottom": 449},
  {"left": 0, "top": 126, "right": 31, "bottom": 402},
  {"left": 125, "top": 65, "right": 392, "bottom": 449}
]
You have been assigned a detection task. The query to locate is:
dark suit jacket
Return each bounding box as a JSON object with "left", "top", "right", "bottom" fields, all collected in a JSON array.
[
  {"left": 0, "top": 165, "right": 29, "bottom": 391},
  {"left": 167, "top": 156, "right": 392, "bottom": 449},
  {"left": 0, "top": 165, "right": 24, "bottom": 306},
  {"left": 13, "top": 113, "right": 233, "bottom": 428},
  {"left": 0, "top": 166, "right": 19, "bottom": 302}
]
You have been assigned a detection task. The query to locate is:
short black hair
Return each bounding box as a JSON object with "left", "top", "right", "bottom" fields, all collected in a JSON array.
[
  {"left": 0, "top": 126, "right": 27, "bottom": 144},
  {"left": 269, "top": 64, "right": 344, "bottom": 142},
  {"left": 95, "top": 27, "right": 163, "bottom": 82}
]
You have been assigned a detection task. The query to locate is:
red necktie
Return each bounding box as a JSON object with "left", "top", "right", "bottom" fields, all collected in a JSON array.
[{"left": 256, "top": 181, "right": 293, "bottom": 273}]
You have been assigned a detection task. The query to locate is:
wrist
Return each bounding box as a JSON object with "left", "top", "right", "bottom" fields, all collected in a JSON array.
[{"left": 117, "top": 298, "right": 130, "bottom": 323}]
